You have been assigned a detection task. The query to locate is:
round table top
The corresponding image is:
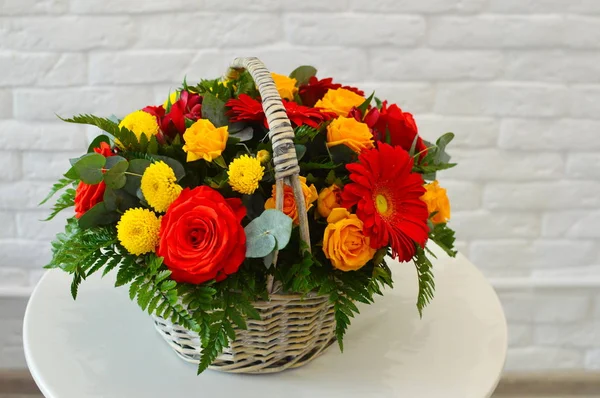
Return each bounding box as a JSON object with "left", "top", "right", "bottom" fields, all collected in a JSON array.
[{"left": 24, "top": 245, "right": 507, "bottom": 398}]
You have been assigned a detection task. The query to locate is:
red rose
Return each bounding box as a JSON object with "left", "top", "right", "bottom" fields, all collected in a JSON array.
[
  {"left": 143, "top": 91, "right": 202, "bottom": 140},
  {"left": 74, "top": 142, "right": 115, "bottom": 218},
  {"left": 372, "top": 101, "right": 428, "bottom": 156},
  {"left": 157, "top": 186, "right": 247, "bottom": 284},
  {"left": 299, "top": 76, "right": 365, "bottom": 107}
]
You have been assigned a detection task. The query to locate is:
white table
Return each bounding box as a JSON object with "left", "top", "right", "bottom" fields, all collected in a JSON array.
[{"left": 24, "top": 246, "right": 507, "bottom": 398}]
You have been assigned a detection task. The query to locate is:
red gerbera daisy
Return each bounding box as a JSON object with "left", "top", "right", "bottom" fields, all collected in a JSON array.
[
  {"left": 299, "top": 76, "right": 365, "bottom": 107},
  {"left": 341, "top": 143, "right": 429, "bottom": 262},
  {"left": 226, "top": 94, "right": 335, "bottom": 128}
]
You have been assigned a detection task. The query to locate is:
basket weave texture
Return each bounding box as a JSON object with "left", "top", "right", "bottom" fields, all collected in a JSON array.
[{"left": 153, "top": 57, "right": 336, "bottom": 374}]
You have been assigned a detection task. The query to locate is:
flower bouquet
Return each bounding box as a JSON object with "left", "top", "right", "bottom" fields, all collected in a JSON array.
[{"left": 43, "top": 57, "right": 457, "bottom": 374}]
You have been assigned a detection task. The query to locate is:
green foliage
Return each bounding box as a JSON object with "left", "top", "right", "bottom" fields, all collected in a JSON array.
[
  {"left": 429, "top": 223, "right": 457, "bottom": 258},
  {"left": 294, "top": 125, "right": 320, "bottom": 145},
  {"left": 357, "top": 91, "right": 375, "bottom": 115},
  {"left": 43, "top": 186, "right": 76, "bottom": 221},
  {"left": 77, "top": 202, "right": 120, "bottom": 229},
  {"left": 244, "top": 209, "right": 293, "bottom": 259},
  {"left": 289, "top": 65, "right": 317, "bottom": 86},
  {"left": 60, "top": 114, "right": 141, "bottom": 152},
  {"left": 103, "top": 156, "right": 129, "bottom": 189},
  {"left": 413, "top": 133, "right": 456, "bottom": 180},
  {"left": 202, "top": 93, "right": 229, "bottom": 128},
  {"left": 39, "top": 177, "right": 76, "bottom": 206},
  {"left": 87, "top": 134, "right": 110, "bottom": 153},
  {"left": 72, "top": 153, "right": 106, "bottom": 184},
  {"left": 413, "top": 246, "right": 435, "bottom": 317},
  {"left": 234, "top": 71, "right": 260, "bottom": 98}
]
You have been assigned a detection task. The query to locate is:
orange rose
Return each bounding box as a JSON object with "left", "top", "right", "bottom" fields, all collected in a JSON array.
[
  {"left": 264, "top": 176, "right": 318, "bottom": 224},
  {"left": 182, "top": 119, "right": 228, "bottom": 162},
  {"left": 421, "top": 180, "right": 451, "bottom": 224},
  {"left": 315, "top": 88, "right": 364, "bottom": 117},
  {"left": 271, "top": 72, "right": 298, "bottom": 101},
  {"left": 323, "top": 208, "right": 376, "bottom": 271},
  {"left": 326, "top": 117, "right": 374, "bottom": 154},
  {"left": 317, "top": 184, "right": 342, "bottom": 218}
]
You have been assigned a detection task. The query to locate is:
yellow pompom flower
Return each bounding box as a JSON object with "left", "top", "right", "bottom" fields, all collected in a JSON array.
[
  {"left": 271, "top": 72, "right": 298, "bottom": 101},
  {"left": 183, "top": 119, "right": 229, "bottom": 162},
  {"left": 163, "top": 91, "right": 179, "bottom": 108},
  {"left": 227, "top": 155, "right": 265, "bottom": 195},
  {"left": 141, "top": 161, "right": 182, "bottom": 213},
  {"left": 117, "top": 208, "right": 161, "bottom": 256},
  {"left": 315, "top": 88, "right": 365, "bottom": 117},
  {"left": 257, "top": 149, "right": 271, "bottom": 164},
  {"left": 118, "top": 110, "right": 160, "bottom": 142}
]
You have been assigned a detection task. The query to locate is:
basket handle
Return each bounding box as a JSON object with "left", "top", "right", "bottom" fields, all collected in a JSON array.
[{"left": 226, "top": 57, "right": 312, "bottom": 290}]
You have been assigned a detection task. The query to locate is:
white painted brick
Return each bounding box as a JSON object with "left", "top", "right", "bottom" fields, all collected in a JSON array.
[
  {"left": 0, "top": 16, "right": 135, "bottom": 51},
  {"left": 0, "top": 212, "right": 16, "bottom": 239},
  {"left": 567, "top": 153, "right": 600, "bottom": 179},
  {"left": 90, "top": 51, "right": 195, "bottom": 85},
  {"left": 503, "top": 51, "right": 600, "bottom": 84},
  {"left": 542, "top": 211, "right": 600, "bottom": 238},
  {"left": 0, "top": 89, "right": 12, "bottom": 119},
  {"left": 16, "top": 211, "right": 70, "bottom": 241},
  {"left": 134, "top": 14, "right": 282, "bottom": 49},
  {"left": 429, "top": 16, "right": 564, "bottom": 49},
  {"left": 0, "top": 0, "right": 68, "bottom": 14},
  {"left": 281, "top": 0, "right": 348, "bottom": 11},
  {"left": 532, "top": 294, "right": 592, "bottom": 323},
  {"left": 417, "top": 116, "right": 499, "bottom": 148},
  {"left": 441, "top": 180, "right": 481, "bottom": 211},
  {"left": 349, "top": 0, "right": 484, "bottom": 13},
  {"left": 369, "top": 49, "right": 503, "bottom": 81},
  {"left": 0, "top": 151, "right": 21, "bottom": 181},
  {"left": 488, "top": 0, "right": 600, "bottom": 14},
  {"left": 499, "top": 119, "right": 600, "bottom": 151},
  {"left": 14, "top": 87, "right": 154, "bottom": 121},
  {"left": 471, "top": 240, "right": 599, "bottom": 271},
  {"left": 355, "top": 83, "right": 434, "bottom": 114},
  {"left": 0, "top": 121, "right": 86, "bottom": 151},
  {"left": 569, "top": 86, "right": 600, "bottom": 119},
  {"left": 0, "top": 181, "right": 61, "bottom": 210},
  {"left": 0, "top": 239, "right": 51, "bottom": 269},
  {"left": 484, "top": 182, "right": 600, "bottom": 210},
  {"left": 595, "top": 296, "right": 600, "bottom": 320},
  {"left": 70, "top": 0, "right": 204, "bottom": 13},
  {"left": 534, "top": 323, "right": 600, "bottom": 348},
  {"left": 507, "top": 324, "right": 532, "bottom": 348},
  {"left": 0, "top": 268, "right": 28, "bottom": 288},
  {"left": 532, "top": 265, "right": 600, "bottom": 279},
  {"left": 497, "top": 291, "right": 534, "bottom": 322},
  {"left": 203, "top": 0, "right": 280, "bottom": 10},
  {"left": 564, "top": 16, "right": 600, "bottom": 49},
  {"left": 0, "top": 53, "right": 86, "bottom": 87},
  {"left": 444, "top": 149, "right": 564, "bottom": 181},
  {"left": 285, "top": 14, "right": 426, "bottom": 47},
  {"left": 451, "top": 210, "right": 540, "bottom": 239},
  {"left": 453, "top": 240, "right": 469, "bottom": 256},
  {"left": 22, "top": 151, "right": 80, "bottom": 180},
  {"left": 505, "top": 347, "right": 584, "bottom": 371},
  {"left": 586, "top": 350, "right": 600, "bottom": 370},
  {"left": 434, "top": 83, "right": 567, "bottom": 117}
]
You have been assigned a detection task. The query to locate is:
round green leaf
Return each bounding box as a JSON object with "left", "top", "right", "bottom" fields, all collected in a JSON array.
[
  {"left": 104, "top": 156, "right": 129, "bottom": 189},
  {"left": 73, "top": 153, "right": 106, "bottom": 184},
  {"left": 87, "top": 134, "right": 110, "bottom": 153},
  {"left": 123, "top": 159, "right": 151, "bottom": 196},
  {"left": 244, "top": 209, "right": 293, "bottom": 258},
  {"left": 289, "top": 65, "right": 317, "bottom": 86}
]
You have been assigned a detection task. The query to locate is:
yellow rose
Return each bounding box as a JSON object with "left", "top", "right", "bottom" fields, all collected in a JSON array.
[
  {"left": 323, "top": 208, "right": 376, "bottom": 272},
  {"left": 421, "top": 180, "right": 451, "bottom": 224},
  {"left": 271, "top": 72, "right": 298, "bottom": 101},
  {"left": 317, "top": 184, "right": 342, "bottom": 218},
  {"left": 315, "top": 88, "right": 364, "bottom": 117},
  {"left": 182, "top": 119, "right": 228, "bottom": 162},
  {"left": 326, "top": 117, "right": 374, "bottom": 154},
  {"left": 265, "top": 176, "right": 318, "bottom": 224}
]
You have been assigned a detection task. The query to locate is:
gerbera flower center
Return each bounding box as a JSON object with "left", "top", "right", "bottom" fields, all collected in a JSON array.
[{"left": 375, "top": 193, "right": 390, "bottom": 216}]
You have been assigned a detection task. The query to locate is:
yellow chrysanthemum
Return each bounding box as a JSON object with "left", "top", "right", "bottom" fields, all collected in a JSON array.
[
  {"left": 227, "top": 155, "right": 265, "bottom": 195},
  {"left": 141, "top": 161, "right": 182, "bottom": 212},
  {"left": 163, "top": 91, "right": 179, "bottom": 108},
  {"left": 271, "top": 72, "right": 298, "bottom": 101},
  {"left": 118, "top": 110, "right": 160, "bottom": 141},
  {"left": 117, "top": 208, "right": 161, "bottom": 256},
  {"left": 257, "top": 150, "right": 271, "bottom": 164}
]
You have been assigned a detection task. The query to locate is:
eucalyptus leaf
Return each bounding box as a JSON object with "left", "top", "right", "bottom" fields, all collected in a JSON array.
[
  {"left": 202, "top": 93, "right": 228, "bottom": 127},
  {"left": 289, "top": 65, "right": 317, "bottom": 86},
  {"left": 263, "top": 251, "right": 275, "bottom": 269},
  {"left": 87, "top": 134, "right": 110, "bottom": 153},
  {"left": 104, "top": 156, "right": 129, "bottom": 189},
  {"left": 104, "top": 188, "right": 138, "bottom": 213},
  {"left": 123, "top": 159, "right": 151, "bottom": 196},
  {"left": 231, "top": 126, "right": 254, "bottom": 142},
  {"left": 295, "top": 144, "right": 307, "bottom": 161},
  {"left": 244, "top": 209, "right": 293, "bottom": 259},
  {"left": 434, "top": 132, "right": 454, "bottom": 164},
  {"left": 73, "top": 153, "right": 106, "bottom": 184},
  {"left": 78, "top": 202, "right": 120, "bottom": 229}
]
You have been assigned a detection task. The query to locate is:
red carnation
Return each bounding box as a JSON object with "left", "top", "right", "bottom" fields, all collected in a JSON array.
[
  {"left": 341, "top": 143, "right": 429, "bottom": 262},
  {"left": 74, "top": 142, "right": 115, "bottom": 218},
  {"left": 299, "top": 76, "right": 365, "bottom": 107}
]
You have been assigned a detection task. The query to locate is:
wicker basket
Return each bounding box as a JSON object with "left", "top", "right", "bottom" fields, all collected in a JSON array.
[{"left": 153, "top": 57, "right": 336, "bottom": 374}]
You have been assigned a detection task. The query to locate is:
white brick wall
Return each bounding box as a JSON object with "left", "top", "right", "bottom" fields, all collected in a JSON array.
[{"left": 1, "top": 0, "right": 599, "bottom": 373}]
